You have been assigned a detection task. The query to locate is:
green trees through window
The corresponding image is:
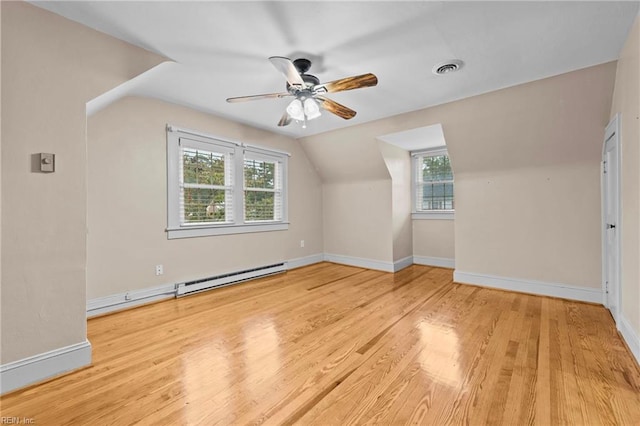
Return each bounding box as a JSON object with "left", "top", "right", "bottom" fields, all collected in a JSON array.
[
  {"left": 182, "top": 148, "right": 230, "bottom": 223},
  {"left": 244, "top": 159, "right": 279, "bottom": 221}
]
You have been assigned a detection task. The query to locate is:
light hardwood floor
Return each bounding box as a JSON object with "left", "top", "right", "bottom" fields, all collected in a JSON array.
[{"left": 1, "top": 263, "right": 639, "bottom": 425}]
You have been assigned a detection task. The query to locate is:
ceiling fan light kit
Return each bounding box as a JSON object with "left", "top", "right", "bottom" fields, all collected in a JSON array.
[
  {"left": 286, "top": 99, "right": 304, "bottom": 120},
  {"left": 303, "top": 98, "right": 321, "bottom": 119},
  {"left": 284, "top": 97, "right": 321, "bottom": 128},
  {"left": 226, "top": 56, "right": 378, "bottom": 128}
]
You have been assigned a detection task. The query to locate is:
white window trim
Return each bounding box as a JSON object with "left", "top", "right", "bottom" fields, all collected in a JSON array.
[
  {"left": 411, "top": 147, "right": 454, "bottom": 220},
  {"left": 412, "top": 211, "right": 455, "bottom": 220},
  {"left": 166, "top": 125, "right": 289, "bottom": 239}
]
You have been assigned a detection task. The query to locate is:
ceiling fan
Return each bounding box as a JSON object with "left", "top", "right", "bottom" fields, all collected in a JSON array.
[{"left": 226, "top": 56, "right": 378, "bottom": 128}]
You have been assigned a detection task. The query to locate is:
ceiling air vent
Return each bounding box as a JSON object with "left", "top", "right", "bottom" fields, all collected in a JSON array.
[{"left": 432, "top": 59, "right": 464, "bottom": 75}]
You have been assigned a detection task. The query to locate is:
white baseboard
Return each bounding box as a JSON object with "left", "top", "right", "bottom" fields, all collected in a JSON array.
[
  {"left": 87, "top": 283, "right": 176, "bottom": 318},
  {"left": 619, "top": 314, "right": 640, "bottom": 367},
  {"left": 287, "top": 253, "right": 324, "bottom": 270},
  {"left": 413, "top": 255, "right": 455, "bottom": 269},
  {"left": 393, "top": 256, "right": 414, "bottom": 272},
  {"left": 0, "top": 340, "right": 91, "bottom": 395},
  {"left": 453, "top": 270, "right": 603, "bottom": 304},
  {"left": 301, "top": 254, "right": 433, "bottom": 273},
  {"left": 87, "top": 255, "right": 325, "bottom": 316},
  {"left": 88, "top": 255, "right": 325, "bottom": 316},
  {"left": 324, "top": 253, "right": 395, "bottom": 272}
]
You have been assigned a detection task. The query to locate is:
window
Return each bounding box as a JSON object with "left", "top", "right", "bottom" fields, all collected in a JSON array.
[
  {"left": 244, "top": 156, "right": 283, "bottom": 222},
  {"left": 167, "top": 126, "right": 288, "bottom": 238},
  {"left": 412, "top": 149, "right": 454, "bottom": 219}
]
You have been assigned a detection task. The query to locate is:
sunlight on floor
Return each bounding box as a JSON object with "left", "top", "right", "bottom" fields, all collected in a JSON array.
[
  {"left": 417, "top": 322, "right": 462, "bottom": 388},
  {"left": 183, "top": 338, "right": 232, "bottom": 423},
  {"left": 244, "top": 317, "right": 282, "bottom": 398}
]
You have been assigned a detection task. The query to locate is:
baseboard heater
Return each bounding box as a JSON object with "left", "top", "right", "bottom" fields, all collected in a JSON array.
[{"left": 175, "top": 262, "right": 287, "bottom": 297}]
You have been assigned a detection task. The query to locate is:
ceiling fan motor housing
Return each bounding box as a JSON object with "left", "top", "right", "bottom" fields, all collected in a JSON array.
[
  {"left": 288, "top": 58, "right": 320, "bottom": 89},
  {"left": 293, "top": 58, "right": 312, "bottom": 73},
  {"left": 287, "top": 72, "right": 320, "bottom": 91}
]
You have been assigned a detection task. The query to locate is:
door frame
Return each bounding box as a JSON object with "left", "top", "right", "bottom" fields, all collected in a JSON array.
[{"left": 601, "top": 113, "right": 621, "bottom": 323}]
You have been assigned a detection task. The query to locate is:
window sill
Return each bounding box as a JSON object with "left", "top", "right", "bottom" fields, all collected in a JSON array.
[
  {"left": 167, "top": 222, "right": 289, "bottom": 239},
  {"left": 412, "top": 211, "right": 454, "bottom": 220}
]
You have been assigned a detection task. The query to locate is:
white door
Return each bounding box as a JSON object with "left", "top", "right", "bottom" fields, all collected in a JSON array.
[{"left": 602, "top": 114, "right": 620, "bottom": 323}]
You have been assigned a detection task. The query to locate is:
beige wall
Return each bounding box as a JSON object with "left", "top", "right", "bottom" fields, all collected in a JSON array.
[
  {"left": 300, "top": 126, "right": 390, "bottom": 184},
  {"left": 610, "top": 14, "right": 640, "bottom": 335},
  {"left": 300, "top": 124, "right": 396, "bottom": 264},
  {"left": 1, "top": 2, "right": 164, "bottom": 363},
  {"left": 379, "top": 141, "right": 413, "bottom": 261},
  {"left": 413, "top": 220, "right": 455, "bottom": 260},
  {"left": 456, "top": 164, "right": 602, "bottom": 286},
  {"left": 447, "top": 63, "right": 615, "bottom": 286},
  {"left": 87, "top": 97, "right": 323, "bottom": 299},
  {"left": 300, "top": 138, "right": 410, "bottom": 266},
  {"left": 303, "top": 62, "right": 616, "bottom": 289},
  {"left": 322, "top": 180, "right": 392, "bottom": 262}
]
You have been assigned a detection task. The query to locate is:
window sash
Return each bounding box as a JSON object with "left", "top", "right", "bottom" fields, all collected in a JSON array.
[
  {"left": 179, "top": 144, "right": 234, "bottom": 226},
  {"left": 243, "top": 156, "right": 283, "bottom": 222},
  {"left": 415, "top": 181, "right": 454, "bottom": 211},
  {"left": 413, "top": 151, "right": 454, "bottom": 213}
]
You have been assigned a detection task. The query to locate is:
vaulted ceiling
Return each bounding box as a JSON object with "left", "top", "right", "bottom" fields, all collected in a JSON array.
[{"left": 32, "top": 1, "right": 639, "bottom": 138}]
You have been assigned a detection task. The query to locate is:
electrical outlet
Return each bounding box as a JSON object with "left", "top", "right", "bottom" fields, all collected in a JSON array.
[
  {"left": 155, "top": 264, "right": 163, "bottom": 276},
  {"left": 300, "top": 240, "right": 305, "bottom": 248}
]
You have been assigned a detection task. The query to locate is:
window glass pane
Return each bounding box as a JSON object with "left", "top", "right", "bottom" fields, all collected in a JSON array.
[
  {"left": 422, "top": 155, "right": 453, "bottom": 182},
  {"left": 445, "top": 182, "right": 454, "bottom": 197},
  {"left": 183, "top": 188, "right": 227, "bottom": 223},
  {"left": 420, "top": 182, "right": 455, "bottom": 211},
  {"left": 423, "top": 184, "right": 433, "bottom": 197},
  {"left": 433, "top": 183, "right": 445, "bottom": 197},
  {"left": 245, "top": 159, "right": 275, "bottom": 189},
  {"left": 244, "top": 190, "right": 275, "bottom": 221},
  {"left": 183, "top": 148, "right": 225, "bottom": 186}
]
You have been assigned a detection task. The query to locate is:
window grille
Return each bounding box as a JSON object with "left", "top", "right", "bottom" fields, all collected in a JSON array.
[{"left": 412, "top": 150, "right": 454, "bottom": 213}]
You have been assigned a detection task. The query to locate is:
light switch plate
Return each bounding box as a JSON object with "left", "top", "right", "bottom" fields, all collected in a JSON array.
[{"left": 40, "top": 153, "right": 55, "bottom": 173}]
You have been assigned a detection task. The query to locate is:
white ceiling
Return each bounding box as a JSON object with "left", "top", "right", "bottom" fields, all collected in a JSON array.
[
  {"left": 33, "top": 1, "right": 639, "bottom": 139},
  {"left": 379, "top": 124, "right": 446, "bottom": 152}
]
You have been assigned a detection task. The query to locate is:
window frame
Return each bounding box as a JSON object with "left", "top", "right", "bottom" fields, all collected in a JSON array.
[
  {"left": 411, "top": 147, "right": 455, "bottom": 220},
  {"left": 242, "top": 146, "right": 286, "bottom": 224},
  {"left": 166, "top": 125, "right": 289, "bottom": 239}
]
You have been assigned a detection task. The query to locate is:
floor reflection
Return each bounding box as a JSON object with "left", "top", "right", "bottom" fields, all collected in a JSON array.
[
  {"left": 417, "top": 322, "right": 462, "bottom": 387},
  {"left": 243, "top": 317, "right": 282, "bottom": 397},
  {"left": 182, "top": 337, "right": 232, "bottom": 423}
]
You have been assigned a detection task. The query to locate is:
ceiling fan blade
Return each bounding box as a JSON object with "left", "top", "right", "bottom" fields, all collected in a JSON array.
[
  {"left": 315, "top": 73, "right": 378, "bottom": 94},
  {"left": 226, "top": 92, "right": 292, "bottom": 103},
  {"left": 277, "top": 112, "right": 292, "bottom": 127},
  {"left": 316, "top": 96, "right": 357, "bottom": 120},
  {"left": 269, "top": 56, "right": 305, "bottom": 87}
]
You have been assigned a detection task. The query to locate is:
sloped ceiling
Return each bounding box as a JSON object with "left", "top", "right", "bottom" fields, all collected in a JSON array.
[
  {"left": 32, "top": 1, "right": 639, "bottom": 139},
  {"left": 300, "top": 62, "right": 618, "bottom": 181}
]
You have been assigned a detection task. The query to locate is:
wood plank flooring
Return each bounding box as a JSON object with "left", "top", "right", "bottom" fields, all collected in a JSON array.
[{"left": 1, "top": 263, "right": 639, "bottom": 425}]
